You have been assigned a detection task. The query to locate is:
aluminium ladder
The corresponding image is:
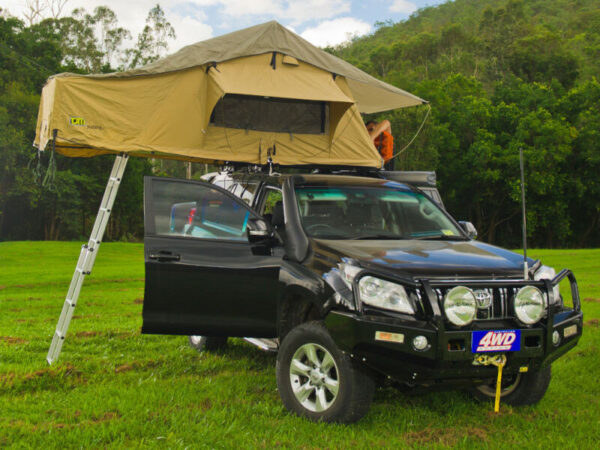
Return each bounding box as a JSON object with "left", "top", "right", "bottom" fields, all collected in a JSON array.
[{"left": 47, "top": 154, "right": 129, "bottom": 364}]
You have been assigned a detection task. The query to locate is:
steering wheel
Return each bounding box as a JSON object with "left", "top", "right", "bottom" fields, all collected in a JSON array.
[
  {"left": 419, "top": 201, "right": 435, "bottom": 219},
  {"left": 306, "top": 223, "right": 337, "bottom": 235}
]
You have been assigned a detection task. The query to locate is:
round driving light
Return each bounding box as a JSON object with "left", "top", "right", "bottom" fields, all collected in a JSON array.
[
  {"left": 514, "top": 285, "right": 545, "bottom": 325},
  {"left": 412, "top": 335, "right": 429, "bottom": 351},
  {"left": 552, "top": 330, "right": 561, "bottom": 346},
  {"left": 444, "top": 286, "right": 477, "bottom": 326}
]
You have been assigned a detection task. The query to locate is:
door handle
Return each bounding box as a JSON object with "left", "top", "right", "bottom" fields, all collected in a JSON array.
[{"left": 149, "top": 252, "right": 180, "bottom": 262}]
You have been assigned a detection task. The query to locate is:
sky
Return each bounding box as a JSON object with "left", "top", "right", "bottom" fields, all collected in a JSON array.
[{"left": 3, "top": 0, "right": 448, "bottom": 51}]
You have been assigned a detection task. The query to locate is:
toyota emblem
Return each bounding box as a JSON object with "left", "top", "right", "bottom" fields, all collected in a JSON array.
[{"left": 474, "top": 290, "right": 492, "bottom": 309}]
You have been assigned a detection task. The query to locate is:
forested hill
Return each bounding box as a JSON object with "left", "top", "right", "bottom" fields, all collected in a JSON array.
[
  {"left": 0, "top": 1, "right": 598, "bottom": 248},
  {"left": 329, "top": 0, "right": 600, "bottom": 247},
  {"left": 336, "top": 0, "right": 599, "bottom": 88}
]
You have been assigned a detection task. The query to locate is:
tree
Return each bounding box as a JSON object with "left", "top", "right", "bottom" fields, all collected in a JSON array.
[
  {"left": 369, "top": 45, "right": 393, "bottom": 78},
  {"left": 0, "top": 12, "right": 153, "bottom": 242},
  {"left": 123, "top": 4, "right": 175, "bottom": 69},
  {"left": 507, "top": 28, "right": 579, "bottom": 88},
  {"left": 91, "top": 6, "right": 132, "bottom": 68},
  {"left": 404, "top": 32, "right": 440, "bottom": 79},
  {"left": 23, "top": 0, "right": 67, "bottom": 25},
  {"left": 21, "top": 4, "right": 133, "bottom": 73},
  {"left": 440, "top": 23, "right": 467, "bottom": 67},
  {"left": 478, "top": 0, "right": 530, "bottom": 79}
]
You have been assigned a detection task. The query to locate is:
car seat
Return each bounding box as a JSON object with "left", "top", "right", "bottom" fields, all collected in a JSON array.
[
  {"left": 271, "top": 201, "right": 286, "bottom": 241},
  {"left": 345, "top": 201, "right": 384, "bottom": 232}
]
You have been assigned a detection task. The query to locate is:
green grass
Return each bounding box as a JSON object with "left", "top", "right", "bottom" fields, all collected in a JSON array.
[{"left": 1, "top": 242, "right": 599, "bottom": 448}]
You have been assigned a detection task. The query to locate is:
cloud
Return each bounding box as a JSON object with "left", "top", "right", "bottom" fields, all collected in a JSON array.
[
  {"left": 216, "top": 0, "right": 283, "bottom": 17},
  {"left": 4, "top": 0, "right": 215, "bottom": 53},
  {"left": 169, "top": 15, "right": 213, "bottom": 51},
  {"left": 186, "top": 0, "right": 350, "bottom": 25},
  {"left": 389, "top": 0, "right": 417, "bottom": 15},
  {"left": 4, "top": 0, "right": 365, "bottom": 54},
  {"left": 300, "top": 17, "right": 371, "bottom": 48},
  {"left": 283, "top": 0, "right": 351, "bottom": 25}
]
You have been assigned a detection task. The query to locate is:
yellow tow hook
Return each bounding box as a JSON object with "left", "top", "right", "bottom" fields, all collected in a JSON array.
[{"left": 474, "top": 354, "right": 507, "bottom": 413}]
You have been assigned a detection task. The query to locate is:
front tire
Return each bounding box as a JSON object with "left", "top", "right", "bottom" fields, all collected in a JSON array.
[
  {"left": 276, "top": 321, "right": 375, "bottom": 423},
  {"left": 188, "top": 335, "right": 228, "bottom": 352},
  {"left": 471, "top": 365, "right": 551, "bottom": 406}
]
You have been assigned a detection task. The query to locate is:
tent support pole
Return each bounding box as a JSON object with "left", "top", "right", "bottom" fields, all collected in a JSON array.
[{"left": 46, "top": 153, "right": 129, "bottom": 364}]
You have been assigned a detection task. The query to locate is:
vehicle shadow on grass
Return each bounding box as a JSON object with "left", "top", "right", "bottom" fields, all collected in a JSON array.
[
  {"left": 203, "top": 338, "right": 277, "bottom": 366},
  {"left": 196, "top": 338, "right": 476, "bottom": 414},
  {"left": 373, "top": 384, "right": 472, "bottom": 412}
]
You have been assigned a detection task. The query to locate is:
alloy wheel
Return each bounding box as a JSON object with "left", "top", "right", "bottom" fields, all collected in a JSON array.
[{"left": 289, "top": 343, "right": 340, "bottom": 412}]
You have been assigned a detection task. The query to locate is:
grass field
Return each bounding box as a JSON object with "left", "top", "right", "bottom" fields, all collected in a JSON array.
[{"left": 0, "top": 241, "right": 599, "bottom": 448}]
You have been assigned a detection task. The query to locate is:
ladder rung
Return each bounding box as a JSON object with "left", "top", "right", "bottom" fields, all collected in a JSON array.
[
  {"left": 65, "top": 299, "right": 76, "bottom": 307},
  {"left": 54, "top": 331, "right": 65, "bottom": 340}
]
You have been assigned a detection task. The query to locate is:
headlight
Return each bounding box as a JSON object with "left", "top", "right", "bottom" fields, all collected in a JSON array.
[
  {"left": 443, "top": 286, "right": 477, "bottom": 326},
  {"left": 514, "top": 285, "right": 545, "bottom": 324},
  {"left": 534, "top": 265, "right": 560, "bottom": 304},
  {"left": 358, "top": 276, "right": 415, "bottom": 314}
]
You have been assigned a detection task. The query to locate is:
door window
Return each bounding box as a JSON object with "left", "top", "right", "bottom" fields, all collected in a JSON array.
[
  {"left": 228, "top": 181, "right": 260, "bottom": 205},
  {"left": 147, "top": 178, "right": 251, "bottom": 241},
  {"left": 261, "top": 188, "right": 283, "bottom": 215}
]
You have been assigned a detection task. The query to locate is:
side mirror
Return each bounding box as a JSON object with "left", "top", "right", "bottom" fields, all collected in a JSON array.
[
  {"left": 247, "top": 218, "right": 272, "bottom": 244},
  {"left": 458, "top": 221, "right": 478, "bottom": 240}
]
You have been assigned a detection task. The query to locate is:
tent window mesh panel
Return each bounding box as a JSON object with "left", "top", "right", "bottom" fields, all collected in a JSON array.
[{"left": 210, "top": 94, "right": 328, "bottom": 134}]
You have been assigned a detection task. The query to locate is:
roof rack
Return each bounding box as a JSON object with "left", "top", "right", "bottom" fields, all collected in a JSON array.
[{"left": 380, "top": 171, "right": 436, "bottom": 187}]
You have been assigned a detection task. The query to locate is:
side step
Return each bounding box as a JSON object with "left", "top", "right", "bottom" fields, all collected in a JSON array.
[{"left": 243, "top": 337, "right": 279, "bottom": 352}]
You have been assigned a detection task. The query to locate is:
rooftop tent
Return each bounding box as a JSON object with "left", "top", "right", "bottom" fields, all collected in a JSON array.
[{"left": 34, "top": 21, "right": 426, "bottom": 168}]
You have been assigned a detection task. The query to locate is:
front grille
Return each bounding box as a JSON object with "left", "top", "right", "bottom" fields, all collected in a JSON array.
[{"left": 434, "top": 286, "right": 521, "bottom": 321}]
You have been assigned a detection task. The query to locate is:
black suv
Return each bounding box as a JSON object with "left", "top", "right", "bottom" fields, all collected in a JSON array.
[{"left": 141, "top": 172, "right": 582, "bottom": 423}]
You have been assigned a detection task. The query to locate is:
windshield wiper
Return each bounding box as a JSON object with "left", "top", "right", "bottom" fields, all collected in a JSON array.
[
  {"left": 350, "top": 234, "right": 406, "bottom": 240},
  {"left": 413, "top": 234, "right": 468, "bottom": 241}
]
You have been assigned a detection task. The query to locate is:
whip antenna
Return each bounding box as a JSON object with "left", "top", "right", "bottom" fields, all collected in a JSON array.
[{"left": 520, "top": 147, "right": 528, "bottom": 280}]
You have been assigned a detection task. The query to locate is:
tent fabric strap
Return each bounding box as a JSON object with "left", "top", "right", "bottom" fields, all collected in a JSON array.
[
  {"left": 205, "top": 62, "right": 219, "bottom": 73},
  {"left": 258, "top": 139, "right": 262, "bottom": 164},
  {"left": 42, "top": 129, "right": 58, "bottom": 192},
  {"left": 29, "top": 148, "right": 43, "bottom": 184}
]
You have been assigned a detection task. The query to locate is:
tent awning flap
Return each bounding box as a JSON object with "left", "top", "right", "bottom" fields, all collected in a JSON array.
[{"left": 208, "top": 53, "right": 353, "bottom": 104}]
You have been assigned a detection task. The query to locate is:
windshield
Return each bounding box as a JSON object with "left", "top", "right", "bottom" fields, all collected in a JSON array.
[{"left": 295, "top": 186, "right": 465, "bottom": 240}]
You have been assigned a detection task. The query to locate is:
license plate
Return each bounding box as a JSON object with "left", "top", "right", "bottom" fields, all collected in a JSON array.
[{"left": 472, "top": 329, "right": 521, "bottom": 353}]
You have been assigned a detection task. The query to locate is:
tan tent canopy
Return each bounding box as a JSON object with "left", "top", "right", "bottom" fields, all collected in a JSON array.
[{"left": 34, "top": 21, "right": 427, "bottom": 168}]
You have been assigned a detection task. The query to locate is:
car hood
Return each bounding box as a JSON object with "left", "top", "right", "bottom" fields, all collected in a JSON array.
[{"left": 312, "top": 238, "right": 532, "bottom": 279}]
